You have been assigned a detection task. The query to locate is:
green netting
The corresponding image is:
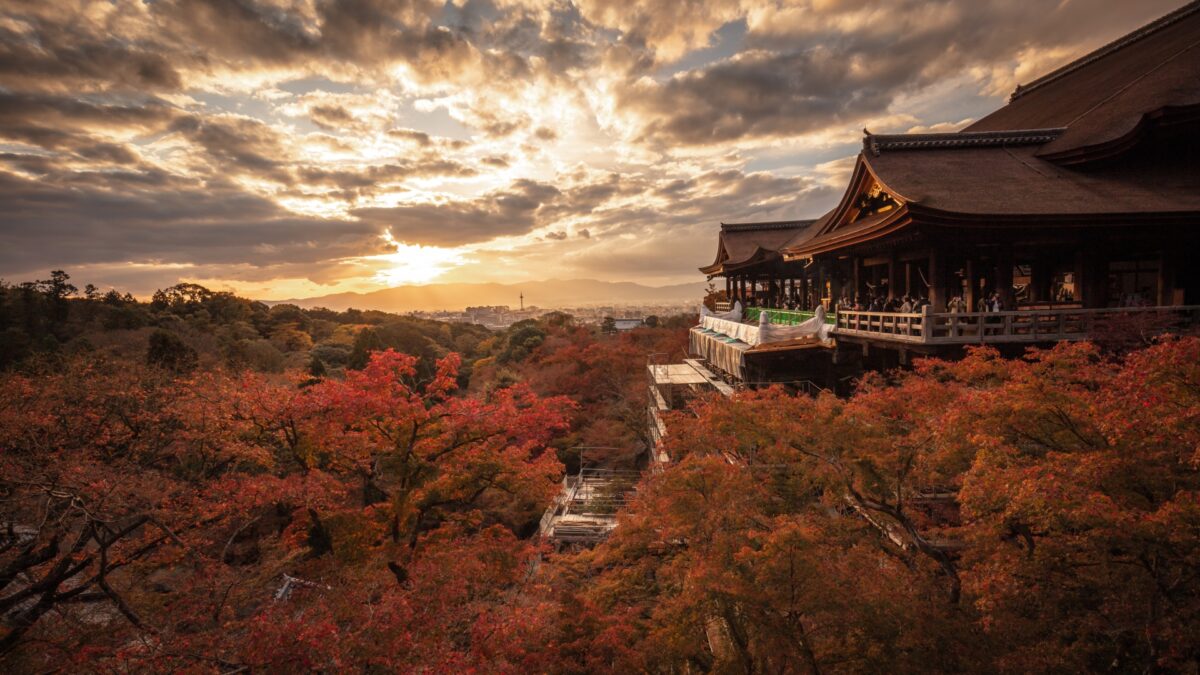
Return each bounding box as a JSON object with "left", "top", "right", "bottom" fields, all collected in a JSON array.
[{"left": 745, "top": 307, "right": 835, "bottom": 325}]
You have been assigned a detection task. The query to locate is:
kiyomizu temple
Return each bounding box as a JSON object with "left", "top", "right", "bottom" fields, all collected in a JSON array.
[{"left": 689, "top": 1, "right": 1200, "bottom": 390}]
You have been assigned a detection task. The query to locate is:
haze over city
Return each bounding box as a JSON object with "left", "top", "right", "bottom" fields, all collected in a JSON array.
[{"left": 0, "top": 0, "right": 1185, "bottom": 304}]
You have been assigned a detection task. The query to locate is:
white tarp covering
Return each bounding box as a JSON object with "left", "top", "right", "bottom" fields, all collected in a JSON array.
[
  {"left": 689, "top": 328, "right": 750, "bottom": 380},
  {"left": 701, "top": 315, "right": 761, "bottom": 344},
  {"left": 692, "top": 306, "right": 831, "bottom": 379},
  {"left": 700, "top": 305, "right": 830, "bottom": 347},
  {"left": 758, "top": 305, "right": 833, "bottom": 343}
]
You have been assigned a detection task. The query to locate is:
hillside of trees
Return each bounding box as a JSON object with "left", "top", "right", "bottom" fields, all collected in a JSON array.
[{"left": 2, "top": 272, "right": 1199, "bottom": 672}]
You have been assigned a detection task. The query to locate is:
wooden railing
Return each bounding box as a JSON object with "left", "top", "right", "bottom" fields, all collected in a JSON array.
[{"left": 834, "top": 305, "right": 1200, "bottom": 345}]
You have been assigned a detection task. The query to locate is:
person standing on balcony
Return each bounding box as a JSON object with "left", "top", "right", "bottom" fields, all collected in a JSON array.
[{"left": 947, "top": 295, "right": 966, "bottom": 336}]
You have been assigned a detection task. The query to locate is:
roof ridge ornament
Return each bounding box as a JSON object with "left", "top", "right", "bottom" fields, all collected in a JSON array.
[
  {"left": 720, "top": 220, "right": 817, "bottom": 232},
  {"left": 865, "top": 128, "right": 1066, "bottom": 154},
  {"left": 862, "top": 128, "right": 880, "bottom": 156}
]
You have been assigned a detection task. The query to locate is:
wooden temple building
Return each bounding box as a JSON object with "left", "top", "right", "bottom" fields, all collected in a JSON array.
[{"left": 693, "top": 1, "right": 1200, "bottom": 386}]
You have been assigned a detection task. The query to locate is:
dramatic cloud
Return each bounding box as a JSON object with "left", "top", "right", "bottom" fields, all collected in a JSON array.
[
  {"left": 615, "top": 0, "right": 1188, "bottom": 146},
  {"left": 353, "top": 179, "right": 562, "bottom": 246},
  {"left": 0, "top": 0, "right": 1188, "bottom": 297}
]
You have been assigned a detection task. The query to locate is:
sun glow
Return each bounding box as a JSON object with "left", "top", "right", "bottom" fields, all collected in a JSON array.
[{"left": 368, "top": 232, "right": 473, "bottom": 286}]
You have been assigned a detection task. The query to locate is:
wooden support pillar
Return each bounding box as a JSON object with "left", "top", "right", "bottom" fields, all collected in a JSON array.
[
  {"left": 818, "top": 263, "right": 828, "bottom": 309},
  {"left": 852, "top": 256, "right": 862, "bottom": 304},
  {"left": 929, "top": 248, "right": 944, "bottom": 309},
  {"left": 1031, "top": 254, "right": 1051, "bottom": 304},
  {"left": 904, "top": 262, "right": 913, "bottom": 298},
  {"left": 829, "top": 264, "right": 842, "bottom": 309},
  {"left": 1080, "top": 248, "right": 1108, "bottom": 308},
  {"left": 965, "top": 259, "right": 978, "bottom": 310},
  {"left": 1158, "top": 249, "right": 1179, "bottom": 306},
  {"left": 887, "top": 254, "right": 898, "bottom": 300},
  {"left": 997, "top": 244, "right": 1015, "bottom": 309},
  {"left": 1073, "top": 250, "right": 1085, "bottom": 303}
]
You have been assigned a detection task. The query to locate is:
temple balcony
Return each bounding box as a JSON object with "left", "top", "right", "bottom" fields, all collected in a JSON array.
[
  {"left": 833, "top": 305, "right": 1200, "bottom": 346},
  {"left": 690, "top": 301, "right": 1200, "bottom": 387}
]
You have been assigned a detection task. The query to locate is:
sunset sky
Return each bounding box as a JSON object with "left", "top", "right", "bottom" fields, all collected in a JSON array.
[{"left": 0, "top": 0, "right": 1187, "bottom": 299}]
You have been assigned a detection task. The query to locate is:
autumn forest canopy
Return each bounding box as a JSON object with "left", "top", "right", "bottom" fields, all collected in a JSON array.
[{"left": 2, "top": 272, "right": 1200, "bottom": 672}]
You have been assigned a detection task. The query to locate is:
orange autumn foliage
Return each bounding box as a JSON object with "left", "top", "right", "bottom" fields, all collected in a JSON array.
[{"left": 3, "top": 336, "right": 1200, "bottom": 673}]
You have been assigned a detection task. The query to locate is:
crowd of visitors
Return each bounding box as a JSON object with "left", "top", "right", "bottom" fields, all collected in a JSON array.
[
  {"left": 735, "top": 290, "right": 1013, "bottom": 314},
  {"left": 835, "top": 291, "right": 1007, "bottom": 314}
]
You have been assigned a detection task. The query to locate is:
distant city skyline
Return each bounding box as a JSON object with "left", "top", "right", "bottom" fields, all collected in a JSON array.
[{"left": 0, "top": 1, "right": 1189, "bottom": 299}]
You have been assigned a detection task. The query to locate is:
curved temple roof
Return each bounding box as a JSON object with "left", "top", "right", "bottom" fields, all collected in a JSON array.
[
  {"left": 700, "top": 220, "right": 818, "bottom": 275},
  {"left": 776, "top": 0, "right": 1200, "bottom": 260}
]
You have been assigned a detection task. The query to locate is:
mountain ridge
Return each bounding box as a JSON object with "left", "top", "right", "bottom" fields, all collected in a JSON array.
[{"left": 267, "top": 278, "right": 708, "bottom": 312}]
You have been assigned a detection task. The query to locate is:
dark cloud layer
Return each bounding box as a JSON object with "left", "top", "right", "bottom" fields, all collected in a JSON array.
[
  {"left": 0, "top": 0, "right": 1189, "bottom": 294},
  {"left": 0, "top": 169, "right": 377, "bottom": 274},
  {"left": 617, "top": 0, "right": 1187, "bottom": 145}
]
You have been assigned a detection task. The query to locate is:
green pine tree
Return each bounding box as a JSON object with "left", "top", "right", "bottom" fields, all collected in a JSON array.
[{"left": 347, "top": 327, "right": 385, "bottom": 370}]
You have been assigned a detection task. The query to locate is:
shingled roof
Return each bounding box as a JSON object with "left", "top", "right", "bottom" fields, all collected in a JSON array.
[
  {"left": 699, "top": 220, "right": 818, "bottom": 275},
  {"left": 867, "top": 142, "right": 1200, "bottom": 216},
  {"left": 966, "top": 0, "right": 1200, "bottom": 164},
  {"left": 781, "top": 2, "right": 1200, "bottom": 259}
]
